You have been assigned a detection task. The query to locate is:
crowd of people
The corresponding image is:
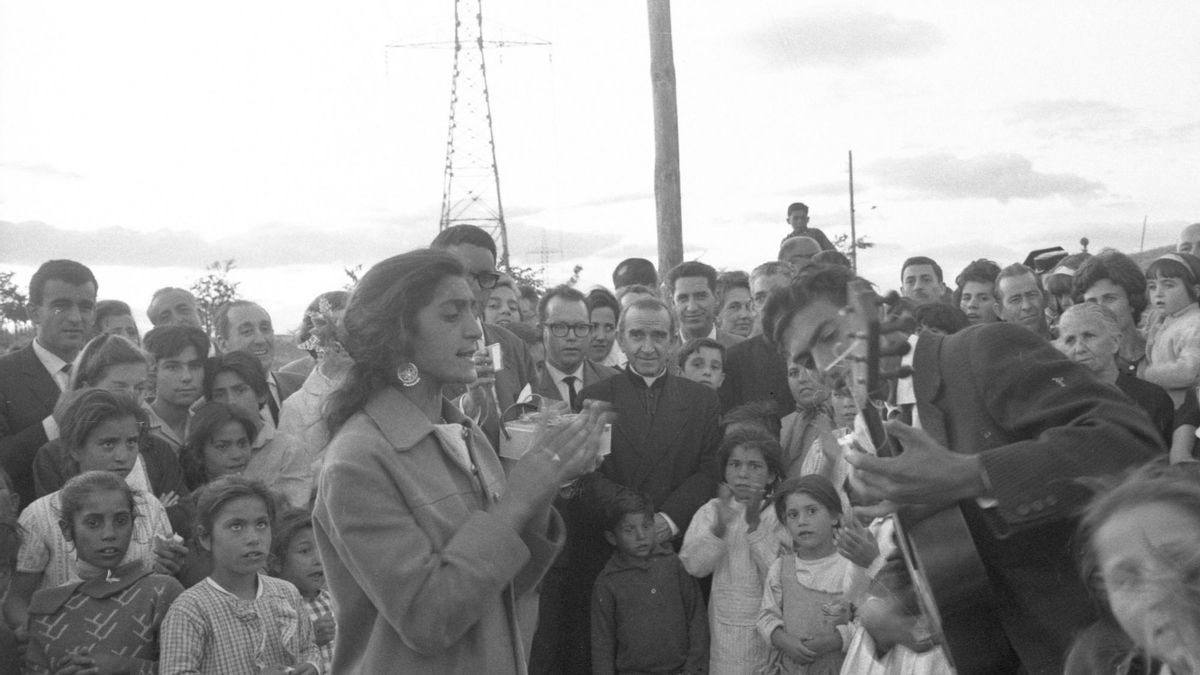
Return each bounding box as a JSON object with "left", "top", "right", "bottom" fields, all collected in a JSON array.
[{"left": 0, "top": 207, "right": 1198, "bottom": 674}]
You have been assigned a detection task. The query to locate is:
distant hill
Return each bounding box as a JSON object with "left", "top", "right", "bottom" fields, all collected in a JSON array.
[{"left": 1128, "top": 244, "right": 1174, "bottom": 268}]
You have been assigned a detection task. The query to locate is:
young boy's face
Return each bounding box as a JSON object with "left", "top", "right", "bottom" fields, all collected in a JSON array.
[
  {"left": 278, "top": 526, "right": 325, "bottom": 599},
  {"left": 605, "top": 512, "right": 655, "bottom": 559},
  {"left": 155, "top": 345, "right": 204, "bottom": 408},
  {"left": 210, "top": 371, "right": 265, "bottom": 420},
  {"left": 682, "top": 346, "right": 724, "bottom": 390}
]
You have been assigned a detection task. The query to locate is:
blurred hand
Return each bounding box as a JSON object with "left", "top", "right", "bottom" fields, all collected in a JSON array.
[
  {"left": 653, "top": 513, "right": 673, "bottom": 545},
  {"left": 158, "top": 491, "right": 180, "bottom": 509},
  {"left": 711, "top": 484, "right": 736, "bottom": 538},
  {"left": 835, "top": 515, "right": 879, "bottom": 569},
  {"left": 313, "top": 613, "right": 336, "bottom": 646},
  {"left": 153, "top": 536, "right": 188, "bottom": 576}
]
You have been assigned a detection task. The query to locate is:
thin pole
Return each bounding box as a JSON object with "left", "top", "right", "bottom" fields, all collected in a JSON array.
[
  {"left": 848, "top": 150, "right": 857, "bottom": 272},
  {"left": 1140, "top": 215, "right": 1148, "bottom": 252},
  {"left": 647, "top": 0, "right": 683, "bottom": 277}
]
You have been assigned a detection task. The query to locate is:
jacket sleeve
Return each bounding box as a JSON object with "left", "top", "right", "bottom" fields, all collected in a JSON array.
[
  {"left": 314, "top": 430, "right": 535, "bottom": 655},
  {"left": 970, "top": 326, "right": 1163, "bottom": 527},
  {"left": 590, "top": 574, "right": 617, "bottom": 675},
  {"left": 1142, "top": 318, "right": 1200, "bottom": 390},
  {"left": 679, "top": 500, "right": 724, "bottom": 577},
  {"left": 658, "top": 392, "right": 723, "bottom": 534}
]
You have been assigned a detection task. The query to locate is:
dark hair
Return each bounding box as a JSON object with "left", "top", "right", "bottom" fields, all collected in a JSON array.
[
  {"left": 612, "top": 258, "right": 657, "bottom": 290},
  {"left": 721, "top": 401, "right": 783, "bottom": 438},
  {"left": 913, "top": 303, "right": 969, "bottom": 335},
  {"left": 995, "top": 263, "right": 1043, "bottom": 294},
  {"left": 204, "top": 351, "right": 269, "bottom": 403},
  {"left": 193, "top": 475, "right": 277, "bottom": 547},
  {"left": 55, "top": 388, "right": 147, "bottom": 458},
  {"left": 93, "top": 300, "right": 134, "bottom": 333},
  {"left": 751, "top": 260, "right": 797, "bottom": 281},
  {"left": 146, "top": 287, "right": 196, "bottom": 324},
  {"left": 213, "top": 300, "right": 266, "bottom": 342},
  {"left": 618, "top": 296, "right": 676, "bottom": 337},
  {"left": 615, "top": 284, "right": 656, "bottom": 303},
  {"left": 586, "top": 287, "right": 620, "bottom": 319},
  {"left": 812, "top": 250, "right": 851, "bottom": 268},
  {"left": 143, "top": 325, "right": 210, "bottom": 362},
  {"left": 1072, "top": 250, "right": 1149, "bottom": 323},
  {"left": 181, "top": 402, "right": 259, "bottom": 491},
  {"left": 58, "top": 471, "right": 138, "bottom": 540},
  {"left": 762, "top": 264, "right": 858, "bottom": 351},
  {"left": 715, "top": 270, "right": 750, "bottom": 311},
  {"left": 901, "top": 256, "right": 944, "bottom": 283},
  {"left": 29, "top": 259, "right": 97, "bottom": 306},
  {"left": 677, "top": 337, "right": 724, "bottom": 370},
  {"left": 1146, "top": 253, "right": 1200, "bottom": 302},
  {"left": 772, "top": 474, "right": 843, "bottom": 522},
  {"left": 430, "top": 224, "right": 498, "bottom": 261},
  {"left": 270, "top": 507, "right": 314, "bottom": 572},
  {"left": 537, "top": 284, "right": 588, "bottom": 324},
  {"left": 666, "top": 260, "right": 718, "bottom": 295},
  {"left": 296, "top": 291, "right": 349, "bottom": 358},
  {"left": 518, "top": 284, "right": 540, "bottom": 306},
  {"left": 68, "top": 334, "right": 150, "bottom": 391},
  {"left": 1045, "top": 253, "right": 1093, "bottom": 301},
  {"left": 603, "top": 490, "right": 654, "bottom": 533},
  {"left": 504, "top": 321, "right": 540, "bottom": 347},
  {"left": 953, "top": 259, "right": 1002, "bottom": 306},
  {"left": 717, "top": 428, "right": 785, "bottom": 495},
  {"left": 786, "top": 202, "right": 808, "bottom": 216},
  {"left": 326, "top": 249, "right": 467, "bottom": 434}
]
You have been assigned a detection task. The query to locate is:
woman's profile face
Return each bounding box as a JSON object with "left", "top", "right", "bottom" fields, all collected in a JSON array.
[{"left": 408, "top": 275, "right": 484, "bottom": 386}]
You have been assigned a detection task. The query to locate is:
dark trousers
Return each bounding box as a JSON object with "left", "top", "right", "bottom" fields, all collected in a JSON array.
[{"left": 530, "top": 566, "right": 593, "bottom": 675}]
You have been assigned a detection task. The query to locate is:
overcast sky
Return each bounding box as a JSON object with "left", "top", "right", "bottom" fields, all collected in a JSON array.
[{"left": 2, "top": 0, "right": 1196, "bottom": 327}]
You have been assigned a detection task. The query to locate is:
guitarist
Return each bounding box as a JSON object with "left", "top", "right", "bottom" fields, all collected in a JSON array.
[{"left": 761, "top": 264, "right": 1164, "bottom": 674}]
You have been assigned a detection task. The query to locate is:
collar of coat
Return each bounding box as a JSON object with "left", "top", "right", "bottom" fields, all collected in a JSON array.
[{"left": 364, "top": 386, "right": 480, "bottom": 452}]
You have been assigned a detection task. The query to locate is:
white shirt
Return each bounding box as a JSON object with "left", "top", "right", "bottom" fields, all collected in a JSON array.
[
  {"left": 31, "top": 338, "right": 70, "bottom": 392},
  {"left": 544, "top": 361, "right": 585, "bottom": 405},
  {"left": 679, "top": 324, "right": 718, "bottom": 344}
]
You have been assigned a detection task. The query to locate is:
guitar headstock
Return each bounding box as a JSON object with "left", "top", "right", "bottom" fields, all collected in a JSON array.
[{"left": 843, "top": 279, "right": 913, "bottom": 456}]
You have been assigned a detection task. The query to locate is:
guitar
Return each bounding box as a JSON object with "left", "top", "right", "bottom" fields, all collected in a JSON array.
[{"left": 842, "top": 280, "right": 1010, "bottom": 674}]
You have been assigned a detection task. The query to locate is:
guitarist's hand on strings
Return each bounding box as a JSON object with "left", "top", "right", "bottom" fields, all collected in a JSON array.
[
  {"left": 843, "top": 420, "right": 988, "bottom": 516},
  {"left": 835, "top": 515, "right": 879, "bottom": 569}
]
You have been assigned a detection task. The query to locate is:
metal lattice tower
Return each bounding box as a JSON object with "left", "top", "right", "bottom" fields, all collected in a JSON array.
[{"left": 440, "top": 0, "right": 510, "bottom": 267}]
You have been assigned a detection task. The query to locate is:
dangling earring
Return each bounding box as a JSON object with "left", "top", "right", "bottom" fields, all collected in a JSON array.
[{"left": 397, "top": 362, "right": 421, "bottom": 387}]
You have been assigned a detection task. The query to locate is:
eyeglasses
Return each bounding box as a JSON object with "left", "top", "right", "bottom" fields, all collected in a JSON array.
[
  {"left": 471, "top": 271, "right": 501, "bottom": 289},
  {"left": 546, "top": 322, "right": 593, "bottom": 337}
]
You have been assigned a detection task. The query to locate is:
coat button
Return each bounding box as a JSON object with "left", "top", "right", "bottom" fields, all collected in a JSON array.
[{"left": 1032, "top": 500, "right": 1044, "bottom": 512}]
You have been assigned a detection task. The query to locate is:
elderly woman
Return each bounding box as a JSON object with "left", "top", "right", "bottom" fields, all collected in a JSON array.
[
  {"left": 313, "top": 249, "right": 609, "bottom": 673},
  {"left": 1055, "top": 303, "right": 1173, "bottom": 448}
]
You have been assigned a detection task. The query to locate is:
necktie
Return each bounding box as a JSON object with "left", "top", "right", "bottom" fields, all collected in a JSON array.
[
  {"left": 267, "top": 389, "right": 281, "bottom": 426},
  {"left": 57, "top": 363, "right": 72, "bottom": 391},
  {"left": 564, "top": 375, "right": 579, "bottom": 411}
]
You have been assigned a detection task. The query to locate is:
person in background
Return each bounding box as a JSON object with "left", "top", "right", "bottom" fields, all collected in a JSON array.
[
  {"left": 912, "top": 303, "right": 969, "bottom": 336},
  {"left": 616, "top": 283, "right": 657, "bottom": 309},
  {"left": 716, "top": 270, "right": 755, "bottom": 339},
  {"left": 667, "top": 261, "right": 745, "bottom": 349},
  {"left": 953, "top": 259, "right": 1002, "bottom": 326},
  {"left": 485, "top": 275, "right": 521, "bottom": 328},
  {"left": 995, "top": 262, "right": 1052, "bottom": 340},
  {"left": 900, "top": 256, "right": 947, "bottom": 307},
  {"left": 1177, "top": 222, "right": 1200, "bottom": 255},
  {"left": 1043, "top": 252, "right": 1092, "bottom": 335},
  {"left": 613, "top": 258, "right": 658, "bottom": 294},
  {"left": 213, "top": 300, "right": 305, "bottom": 427},
  {"left": 0, "top": 259, "right": 98, "bottom": 508},
  {"left": 518, "top": 284, "right": 541, "bottom": 327},
  {"left": 720, "top": 261, "right": 796, "bottom": 418},
  {"left": 678, "top": 337, "right": 726, "bottom": 392},
  {"left": 1073, "top": 249, "right": 1149, "bottom": 375},
  {"left": 142, "top": 326, "right": 209, "bottom": 453},
  {"left": 1141, "top": 253, "right": 1200, "bottom": 410},
  {"left": 778, "top": 237, "right": 822, "bottom": 273},
  {"left": 93, "top": 299, "right": 141, "bottom": 345},
  {"left": 145, "top": 287, "right": 202, "bottom": 330},
  {"left": 270, "top": 509, "right": 336, "bottom": 675},
  {"left": 587, "top": 287, "right": 624, "bottom": 368},
  {"left": 782, "top": 203, "right": 835, "bottom": 252},
  {"left": 280, "top": 290, "right": 349, "bottom": 378}
]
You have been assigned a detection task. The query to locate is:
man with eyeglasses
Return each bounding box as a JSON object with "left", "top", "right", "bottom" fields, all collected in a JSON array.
[
  {"left": 527, "top": 285, "right": 618, "bottom": 675},
  {"left": 0, "top": 259, "right": 98, "bottom": 507},
  {"left": 431, "top": 226, "right": 538, "bottom": 451}
]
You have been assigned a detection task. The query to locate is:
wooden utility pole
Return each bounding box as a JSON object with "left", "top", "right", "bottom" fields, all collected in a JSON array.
[
  {"left": 647, "top": 0, "right": 683, "bottom": 277},
  {"left": 848, "top": 150, "right": 857, "bottom": 272}
]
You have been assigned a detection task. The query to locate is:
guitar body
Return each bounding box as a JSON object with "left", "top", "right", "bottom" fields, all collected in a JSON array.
[{"left": 896, "top": 505, "right": 1011, "bottom": 673}]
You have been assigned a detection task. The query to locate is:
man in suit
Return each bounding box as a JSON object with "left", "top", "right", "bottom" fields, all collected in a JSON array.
[
  {"left": 431, "top": 225, "right": 537, "bottom": 451},
  {"left": 665, "top": 260, "right": 744, "bottom": 350},
  {"left": 0, "top": 259, "right": 98, "bottom": 507},
  {"left": 527, "top": 285, "right": 618, "bottom": 675},
  {"left": 213, "top": 300, "right": 304, "bottom": 427},
  {"left": 720, "top": 261, "right": 796, "bottom": 415},
  {"left": 900, "top": 256, "right": 947, "bottom": 307},
  {"left": 763, "top": 264, "right": 1162, "bottom": 674},
  {"left": 146, "top": 287, "right": 202, "bottom": 329},
  {"left": 995, "top": 263, "right": 1053, "bottom": 340}
]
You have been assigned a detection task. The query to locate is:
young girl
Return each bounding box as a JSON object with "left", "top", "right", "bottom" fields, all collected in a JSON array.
[
  {"left": 681, "top": 429, "right": 790, "bottom": 674},
  {"left": 757, "top": 475, "right": 872, "bottom": 675},
  {"left": 1066, "top": 460, "right": 1200, "bottom": 674},
  {"left": 180, "top": 402, "right": 259, "bottom": 492},
  {"left": 11, "top": 390, "right": 177, "bottom": 628},
  {"left": 160, "top": 475, "right": 319, "bottom": 674},
  {"left": 24, "top": 471, "right": 183, "bottom": 674},
  {"left": 1140, "top": 253, "right": 1200, "bottom": 410}
]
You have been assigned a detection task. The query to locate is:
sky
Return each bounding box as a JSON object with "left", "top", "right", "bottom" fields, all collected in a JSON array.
[{"left": 2, "top": 0, "right": 1198, "bottom": 330}]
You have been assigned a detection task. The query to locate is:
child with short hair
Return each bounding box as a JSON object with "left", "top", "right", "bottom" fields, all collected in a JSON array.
[
  {"left": 180, "top": 401, "right": 259, "bottom": 492},
  {"left": 1141, "top": 253, "right": 1200, "bottom": 409},
  {"left": 8, "top": 390, "right": 179, "bottom": 629},
  {"left": 160, "top": 476, "right": 320, "bottom": 674},
  {"left": 757, "top": 475, "right": 873, "bottom": 675},
  {"left": 681, "top": 429, "right": 790, "bottom": 673},
  {"left": 592, "top": 491, "right": 709, "bottom": 675},
  {"left": 143, "top": 326, "right": 210, "bottom": 452},
  {"left": 1065, "top": 460, "right": 1200, "bottom": 674},
  {"left": 679, "top": 337, "right": 726, "bottom": 391},
  {"left": 204, "top": 352, "right": 312, "bottom": 507},
  {"left": 271, "top": 509, "right": 335, "bottom": 674},
  {"left": 24, "top": 471, "right": 184, "bottom": 674}
]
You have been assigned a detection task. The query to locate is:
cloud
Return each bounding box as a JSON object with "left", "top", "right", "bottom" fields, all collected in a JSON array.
[
  {"left": 869, "top": 153, "right": 1105, "bottom": 202},
  {"left": 0, "top": 162, "right": 83, "bottom": 180},
  {"left": 1008, "top": 100, "right": 1134, "bottom": 127},
  {"left": 744, "top": 11, "right": 944, "bottom": 67}
]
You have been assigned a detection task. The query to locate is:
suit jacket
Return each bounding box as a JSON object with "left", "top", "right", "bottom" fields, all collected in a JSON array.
[
  {"left": 445, "top": 323, "right": 538, "bottom": 453},
  {"left": 0, "top": 344, "right": 60, "bottom": 507},
  {"left": 272, "top": 370, "right": 306, "bottom": 403},
  {"left": 530, "top": 361, "right": 618, "bottom": 403},
  {"left": 910, "top": 323, "right": 1161, "bottom": 674},
  {"left": 718, "top": 333, "right": 794, "bottom": 416}
]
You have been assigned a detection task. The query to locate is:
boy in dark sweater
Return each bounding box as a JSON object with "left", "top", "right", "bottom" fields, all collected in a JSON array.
[{"left": 591, "top": 491, "right": 709, "bottom": 675}]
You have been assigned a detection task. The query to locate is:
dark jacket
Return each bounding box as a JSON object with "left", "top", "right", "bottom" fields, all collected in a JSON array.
[{"left": 0, "top": 344, "right": 60, "bottom": 507}]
